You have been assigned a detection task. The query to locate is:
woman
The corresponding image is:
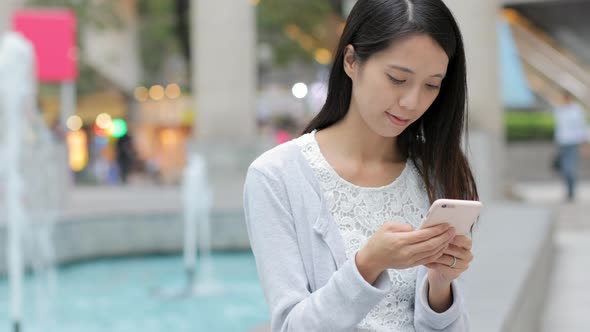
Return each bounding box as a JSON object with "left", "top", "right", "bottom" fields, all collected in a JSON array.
[{"left": 244, "top": 0, "right": 479, "bottom": 331}]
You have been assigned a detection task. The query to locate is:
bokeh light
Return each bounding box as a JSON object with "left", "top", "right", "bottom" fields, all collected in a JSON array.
[
  {"left": 314, "top": 48, "right": 332, "bottom": 65},
  {"left": 66, "top": 115, "right": 83, "bottom": 131},
  {"left": 149, "top": 85, "right": 165, "bottom": 100},
  {"left": 109, "top": 119, "right": 128, "bottom": 138},
  {"left": 96, "top": 113, "right": 112, "bottom": 129},
  {"left": 165, "top": 83, "right": 181, "bottom": 99},
  {"left": 292, "top": 82, "right": 308, "bottom": 99},
  {"left": 134, "top": 86, "right": 149, "bottom": 102},
  {"left": 66, "top": 130, "right": 88, "bottom": 171}
]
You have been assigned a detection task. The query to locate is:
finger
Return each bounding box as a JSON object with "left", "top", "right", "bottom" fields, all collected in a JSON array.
[
  {"left": 435, "top": 254, "right": 458, "bottom": 267},
  {"left": 415, "top": 256, "right": 438, "bottom": 267},
  {"left": 401, "top": 224, "right": 451, "bottom": 244},
  {"left": 383, "top": 221, "right": 414, "bottom": 232},
  {"left": 407, "top": 227, "right": 455, "bottom": 254},
  {"left": 451, "top": 235, "right": 472, "bottom": 250},
  {"left": 433, "top": 254, "right": 469, "bottom": 270},
  {"left": 424, "top": 263, "right": 460, "bottom": 275},
  {"left": 411, "top": 242, "right": 448, "bottom": 265},
  {"left": 443, "top": 244, "right": 474, "bottom": 262},
  {"left": 413, "top": 246, "right": 447, "bottom": 267}
]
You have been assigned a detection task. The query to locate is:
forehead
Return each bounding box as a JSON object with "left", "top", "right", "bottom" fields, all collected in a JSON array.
[{"left": 370, "top": 34, "right": 449, "bottom": 75}]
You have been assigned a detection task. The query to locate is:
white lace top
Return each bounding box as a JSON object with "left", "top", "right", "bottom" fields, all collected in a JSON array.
[{"left": 296, "top": 131, "right": 431, "bottom": 332}]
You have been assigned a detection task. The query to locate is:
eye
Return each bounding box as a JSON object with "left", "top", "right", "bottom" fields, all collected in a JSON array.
[
  {"left": 387, "top": 75, "right": 406, "bottom": 85},
  {"left": 425, "top": 84, "right": 440, "bottom": 91}
]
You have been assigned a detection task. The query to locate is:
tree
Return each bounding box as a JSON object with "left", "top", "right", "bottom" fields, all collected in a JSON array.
[
  {"left": 257, "top": 0, "right": 340, "bottom": 65},
  {"left": 137, "top": 0, "right": 185, "bottom": 85}
]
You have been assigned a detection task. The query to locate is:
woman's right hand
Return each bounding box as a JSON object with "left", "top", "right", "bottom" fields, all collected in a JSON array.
[{"left": 355, "top": 222, "right": 455, "bottom": 284}]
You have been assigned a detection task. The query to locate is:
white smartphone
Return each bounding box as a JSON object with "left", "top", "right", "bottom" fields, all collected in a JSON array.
[{"left": 419, "top": 199, "right": 482, "bottom": 235}]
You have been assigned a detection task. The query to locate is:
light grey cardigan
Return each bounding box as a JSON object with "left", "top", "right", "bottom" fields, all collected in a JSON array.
[{"left": 243, "top": 139, "right": 469, "bottom": 331}]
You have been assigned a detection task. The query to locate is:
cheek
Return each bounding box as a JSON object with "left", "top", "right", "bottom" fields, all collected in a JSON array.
[{"left": 357, "top": 79, "right": 395, "bottom": 112}]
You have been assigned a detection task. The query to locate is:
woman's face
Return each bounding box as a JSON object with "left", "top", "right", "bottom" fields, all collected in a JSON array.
[{"left": 344, "top": 34, "right": 449, "bottom": 138}]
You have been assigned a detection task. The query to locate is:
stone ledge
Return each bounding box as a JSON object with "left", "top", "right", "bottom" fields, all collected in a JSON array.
[
  {"left": 0, "top": 209, "right": 250, "bottom": 275},
  {"left": 466, "top": 202, "right": 555, "bottom": 332}
]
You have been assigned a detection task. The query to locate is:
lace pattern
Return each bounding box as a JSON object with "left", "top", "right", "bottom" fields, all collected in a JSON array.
[{"left": 297, "top": 131, "right": 430, "bottom": 332}]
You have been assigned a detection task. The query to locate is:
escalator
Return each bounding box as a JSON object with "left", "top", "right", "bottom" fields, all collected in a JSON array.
[{"left": 502, "top": 8, "right": 590, "bottom": 108}]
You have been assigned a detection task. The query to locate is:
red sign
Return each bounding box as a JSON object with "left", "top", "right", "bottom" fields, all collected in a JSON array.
[{"left": 12, "top": 9, "right": 77, "bottom": 82}]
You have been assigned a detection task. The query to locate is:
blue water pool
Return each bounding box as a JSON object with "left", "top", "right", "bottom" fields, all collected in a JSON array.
[{"left": 0, "top": 252, "right": 269, "bottom": 332}]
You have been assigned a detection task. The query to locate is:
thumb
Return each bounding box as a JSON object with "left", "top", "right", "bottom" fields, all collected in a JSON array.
[{"left": 383, "top": 221, "right": 414, "bottom": 232}]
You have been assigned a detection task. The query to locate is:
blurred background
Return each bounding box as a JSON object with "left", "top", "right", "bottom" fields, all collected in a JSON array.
[{"left": 0, "top": 0, "right": 589, "bottom": 331}]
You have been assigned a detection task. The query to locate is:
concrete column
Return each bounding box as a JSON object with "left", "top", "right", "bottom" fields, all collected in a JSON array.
[
  {"left": 443, "top": 0, "right": 504, "bottom": 202},
  {"left": 191, "top": 0, "right": 257, "bottom": 140},
  {"left": 188, "top": 1, "right": 269, "bottom": 217},
  {"left": 0, "top": 0, "right": 22, "bottom": 33}
]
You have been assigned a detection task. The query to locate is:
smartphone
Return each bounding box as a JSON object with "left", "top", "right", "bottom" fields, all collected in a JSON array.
[{"left": 419, "top": 199, "right": 482, "bottom": 235}]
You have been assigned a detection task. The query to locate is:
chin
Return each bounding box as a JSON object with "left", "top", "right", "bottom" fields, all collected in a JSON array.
[{"left": 375, "top": 126, "right": 405, "bottom": 138}]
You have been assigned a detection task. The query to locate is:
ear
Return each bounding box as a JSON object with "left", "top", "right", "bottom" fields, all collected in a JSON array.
[{"left": 343, "top": 44, "right": 357, "bottom": 80}]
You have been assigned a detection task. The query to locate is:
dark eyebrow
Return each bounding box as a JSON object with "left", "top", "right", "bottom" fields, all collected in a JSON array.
[{"left": 387, "top": 64, "right": 445, "bottom": 78}]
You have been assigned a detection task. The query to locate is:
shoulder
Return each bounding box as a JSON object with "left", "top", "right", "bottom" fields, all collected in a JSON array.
[
  {"left": 245, "top": 136, "right": 314, "bottom": 209},
  {"left": 248, "top": 136, "right": 306, "bottom": 179}
]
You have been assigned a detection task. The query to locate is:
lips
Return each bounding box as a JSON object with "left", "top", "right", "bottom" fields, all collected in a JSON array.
[{"left": 385, "top": 112, "right": 410, "bottom": 126}]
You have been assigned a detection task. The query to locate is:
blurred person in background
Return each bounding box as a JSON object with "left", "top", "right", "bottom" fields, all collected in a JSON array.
[
  {"left": 244, "top": 0, "right": 478, "bottom": 331},
  {"left": 116, "top": 132, "right": 135, "bottom": 184},
  {"left": 553, "top": 90, "right": 590, "bottom": 202}
]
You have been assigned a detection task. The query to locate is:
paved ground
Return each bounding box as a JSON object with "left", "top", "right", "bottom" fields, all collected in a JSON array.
[
  {"left": 506, "top": 142, "right": 589, "bottom": 331},
  {"left": 61, "top": 185, "right": 182, "bottom": 218},
  {"left": 509, "top": 190, "right": 590, "bottom": 332},
  {"left": 543, "top": 212, "right": 590, "bottom": 332}
]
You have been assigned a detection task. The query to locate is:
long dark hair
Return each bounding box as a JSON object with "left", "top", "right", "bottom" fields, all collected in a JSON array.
[{"left": 302, "top": 0, "right": 478, "bottom": 203}]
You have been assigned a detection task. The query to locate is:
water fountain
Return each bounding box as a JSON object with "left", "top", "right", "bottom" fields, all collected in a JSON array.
[
  {"left": 1, "top": 31, "right": 34, "bottom": 332},
  {"left": 182, "top": 154, "right": 219, "bottom": 294},
  {"left": 24, "top": 140, "right": 63, "bottom": 331},
  {"left": 155, "top": 153, "right": 223, "bottom": 298},
  {"left": 1, "top": 32, "right": 62, "bottom": 332}
]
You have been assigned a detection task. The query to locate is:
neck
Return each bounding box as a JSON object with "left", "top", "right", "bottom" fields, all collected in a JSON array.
[{"left": 319, "top": 106, "right": 402, "bottom": 164}]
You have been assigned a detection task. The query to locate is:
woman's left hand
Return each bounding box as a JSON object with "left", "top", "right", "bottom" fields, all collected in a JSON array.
[{"left": 424, "top": 235, "right": 473, "bottom": 287}]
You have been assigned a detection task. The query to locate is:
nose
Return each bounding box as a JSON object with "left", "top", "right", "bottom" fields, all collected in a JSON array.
[{"left": 399, "top": 86, "right": 421, "bottom": 111}]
